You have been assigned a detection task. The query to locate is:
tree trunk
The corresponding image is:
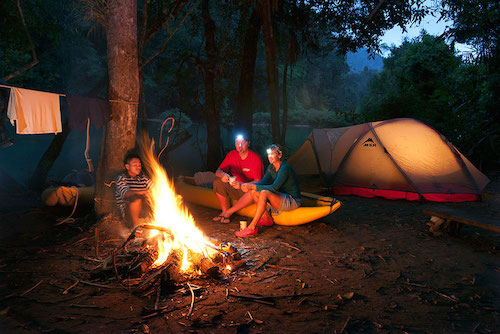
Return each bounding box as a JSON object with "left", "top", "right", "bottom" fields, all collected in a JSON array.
[
  {"left": 257, "top": 0, "right": 281, "bottom": 144},
  {"left": 281, "top": 50, "right": 289, "bottom": 144},
  {"left": 234, "top": 8, "right": 261, "bottom": 137},
  {"left": 202, "top": 0, "right": 222, "bottom": 170},
  {"left": 95, "top": 0, "right": 140, "bottom": 216}
]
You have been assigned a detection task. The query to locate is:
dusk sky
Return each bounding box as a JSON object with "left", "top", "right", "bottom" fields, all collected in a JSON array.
[{"left": 379, "top": 8, "right": 473, "bottom": 56}]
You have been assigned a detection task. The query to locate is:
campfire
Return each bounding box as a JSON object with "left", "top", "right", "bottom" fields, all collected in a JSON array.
[{"left": 95, "top": 139, "right": 244, "bottom": 293}]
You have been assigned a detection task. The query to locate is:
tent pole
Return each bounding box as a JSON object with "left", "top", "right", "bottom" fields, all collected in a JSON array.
[{"left": 368, "top": 123, "right": 424, "bottom": 200}]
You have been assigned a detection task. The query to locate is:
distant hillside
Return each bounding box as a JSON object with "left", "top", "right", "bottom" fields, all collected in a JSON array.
[{"left": 347, "top": 49, "right": 383, "bottom": 72}]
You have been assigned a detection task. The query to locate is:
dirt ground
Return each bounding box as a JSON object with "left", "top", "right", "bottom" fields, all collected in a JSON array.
[{"left": 0, "top": 177, "right": 499, "bottom": 334}]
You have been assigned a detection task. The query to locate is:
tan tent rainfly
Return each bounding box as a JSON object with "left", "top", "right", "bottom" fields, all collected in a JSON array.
[{"left": 288, "top": 118, "right": 490, "bottom": 201}]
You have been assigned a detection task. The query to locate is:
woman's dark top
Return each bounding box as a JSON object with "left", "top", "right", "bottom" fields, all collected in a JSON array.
[{"left": 255, "top": 161, "right": 301, "bottom": 199}]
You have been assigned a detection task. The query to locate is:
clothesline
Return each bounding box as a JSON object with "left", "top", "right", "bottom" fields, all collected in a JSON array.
[{"left": 0, "top": 83, "right": 139, "bottom": 105}]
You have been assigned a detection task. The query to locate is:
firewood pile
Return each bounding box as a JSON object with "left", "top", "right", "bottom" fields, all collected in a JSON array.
[{"left": 87, "top": 224, "right": 245, "bottom": 296}]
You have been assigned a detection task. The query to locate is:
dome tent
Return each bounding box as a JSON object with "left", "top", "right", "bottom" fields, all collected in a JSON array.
[{"left": 288, "top": 118, "right": 490, "bottom": 202}]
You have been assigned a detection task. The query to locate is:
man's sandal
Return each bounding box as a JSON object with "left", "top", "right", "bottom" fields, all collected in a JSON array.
[
  {"left": 213, "top": 215, "right": 230, "bottom": 223},
  {"left": 212, "top": 215, "right": 223, "bottom": 222}
]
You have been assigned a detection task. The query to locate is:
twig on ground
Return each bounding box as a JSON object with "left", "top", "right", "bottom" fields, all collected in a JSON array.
[
  {"left": 280, "top": 242, "right": 302, "bottom": 252},
  {"left": 62, "top": 280, "right": 80, "bottom": 295},
  {"left": 403, "top": 281, "right": 426, "bottom": 288},
  {"left": 95, "top": 228, "right": 100, "bottom": 258},
  {"left": 266, "top": 264, "right": 308, "bottom": 272},
  {"left": 72, "top": 237, "right": 88, "bottom": 245},
  {"left": 433, "top": 290, "right": 458, "bottom": 302},
  {"left": 78, "top": 279, "right": 117, "bottom": 289},
  {"left": 20, "top": 279, "right": 43, "bottom": 296},
  {"left": 227, "top": 292, "right": 275, "bottom": 305},
  {"left": 142, "top": 306, "right": 179, "bottom": 320},
  {"left": 154, "top": 286, "right": 161, "bottom": 310},
  {"left": 187, "top": 283, "right": 195, "bottom": 318},
  {"left": 377, "top": 254, "right": 387, "bottom": 264},
  {"left": 340, "top": 316, "right": 351, "bottom": 333},
  {"left": 71, "top": 304, "right": 108, "bottom": 309}
]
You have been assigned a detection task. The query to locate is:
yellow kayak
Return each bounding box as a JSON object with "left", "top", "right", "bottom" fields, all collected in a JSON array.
[{"left": 175, "top": 176, "right": 341, "bottom": 226}]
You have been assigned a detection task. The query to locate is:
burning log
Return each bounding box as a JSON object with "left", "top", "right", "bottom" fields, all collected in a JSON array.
[{"left": 188, "top": 250, "right": 219, "bottom": 277}]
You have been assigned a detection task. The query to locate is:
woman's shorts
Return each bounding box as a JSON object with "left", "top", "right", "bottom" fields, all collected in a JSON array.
[{"left": 279, "top": 193, "right": 301, "bottom": 211}]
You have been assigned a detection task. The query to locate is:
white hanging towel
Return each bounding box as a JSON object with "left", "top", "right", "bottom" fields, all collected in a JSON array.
[{"left": 7, "top": 87, "right": 62, "bottom": 134}]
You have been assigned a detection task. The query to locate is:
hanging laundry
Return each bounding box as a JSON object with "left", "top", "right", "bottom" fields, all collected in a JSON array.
[
  {"left": 7, "top": 87, "right": 62, "bottom": 134},
  {"left": 67, "top": 96, "right": 111, "bottom": 130}
]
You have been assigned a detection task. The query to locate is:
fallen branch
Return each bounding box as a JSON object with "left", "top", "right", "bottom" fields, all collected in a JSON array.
[
  {"left": 186, "top": 283, "right": 195, "bottom": 318},
  {"left": 78, "top": 279, "right": 118, "bottom": 289},
  {"left": 433, "top": 290, "right": 458, "bottom": 303},
  {"left": 142, "top": 306, "right": 179, "bottom": 319},
  {"left": 279, "top": 242, "right": 302, "bottom": 252},
  {"left": 227, "top": 292, "right": 275, "bottom": 306},
  {"left": 265, "top": 264, "right": 308, "bottom": 272},
  {"left": 340, "top": 316, "right": 351, "bottom": 333},
  {"left": 20, "top": 279, "right": 43, "bottom": 296},
  {"left": 62, "top": 280, "right": 80, "bottom": 295},
  {"left": 71, "top": 304, "right": 108, "bottom": 309}
]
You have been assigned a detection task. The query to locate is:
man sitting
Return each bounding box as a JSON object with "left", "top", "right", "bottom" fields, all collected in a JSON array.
[
  {"left": 115, "top": 152, "right": 152, "bottom": 230},
  {"left": 212, "top": 132, "right": 264, "bottom": 223}
]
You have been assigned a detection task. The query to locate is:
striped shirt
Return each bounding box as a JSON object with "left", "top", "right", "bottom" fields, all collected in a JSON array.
[{"left": 115, "top": 173, "right": 152, "bottom": 216}]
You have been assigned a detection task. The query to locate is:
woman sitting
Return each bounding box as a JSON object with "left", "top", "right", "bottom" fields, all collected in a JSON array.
[{"left": 235, "top": 144, "right": 301, "bottom": 237}]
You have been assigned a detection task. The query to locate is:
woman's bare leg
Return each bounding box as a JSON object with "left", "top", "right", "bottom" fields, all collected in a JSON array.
[{"left": 247, "top": 190, "right": 281, "bottom": 230}]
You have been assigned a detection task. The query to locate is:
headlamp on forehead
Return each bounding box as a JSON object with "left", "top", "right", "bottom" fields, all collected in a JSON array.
[
  {"left": 236, "top": 134, "right": 244, "bottom": 141},
  {"left": 267, "top": 144, "right": 282, "bottom": 156}
]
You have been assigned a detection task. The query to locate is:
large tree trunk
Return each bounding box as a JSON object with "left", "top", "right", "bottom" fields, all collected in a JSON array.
[
  {"left": 234, "top": 8, "right": 261, "bottom": 137},
  {"left": 95, "top": 0, "right": 140, "bottom": 216},
  {"left": 257, "top": 0, "right": 281, "bottom": 144},
  {"left": 202, "top": 0, "right": 222, "bottom": 170}
]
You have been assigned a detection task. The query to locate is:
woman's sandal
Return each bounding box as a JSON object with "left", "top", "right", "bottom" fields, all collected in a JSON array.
[
  {"left": 256, "top": 218, "right": 273, "bottom": 226},
  {"left": 235, "top": 227, "right": 258, "bottom": 237}
]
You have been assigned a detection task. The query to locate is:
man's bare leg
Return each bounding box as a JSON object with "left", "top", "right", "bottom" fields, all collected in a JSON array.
[
  {"left": 215, "top": 193, "right": 230, "bottom": 217},
  {"left": 127, "top": 198, "right": 143, "bottom": 229}
]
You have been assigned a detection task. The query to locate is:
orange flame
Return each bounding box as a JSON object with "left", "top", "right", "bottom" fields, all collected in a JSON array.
[{"left": 140, "top": 138, "right": 217, "bottom": 272}]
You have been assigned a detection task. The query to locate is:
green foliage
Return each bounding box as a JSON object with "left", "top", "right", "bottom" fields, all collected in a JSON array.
[{"left": 360, "top": 32, "right": 499, "bottom": 170}]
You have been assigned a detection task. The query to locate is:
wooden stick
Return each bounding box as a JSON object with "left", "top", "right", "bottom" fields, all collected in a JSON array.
[
  {"left": 340, "top": 316, "right": 351, "bottom": 333},
  {"left": 227, "top": 292, "right": 275, "bottom": 305},
  {"left": 78, "top": 279, "right": 117, "bottom": 289},
  {"left": 71, "top": 304, "right": 108, "bottom": 309},
  {"left": 266, "top": 264, "right": 308, "bottom": 272},
  {"left": 72, "top": 237, "right": 88, "bottom": 245},
  {"left": 62, "top": 280, "right": 80, "bottom": 295},
  {"left": 95, "top": 228, "right": 100, "bottom": 259},
  {"left": 280, "top": 242, "right": 302, "bottom": 252},
  {"left": 20, "top": 279, "right": 43, "bottom": 296},
  {"left": 433, "top": 290, "right": 458, "bottom": 302},
  {"left": 186, "top": 283, "right": 195, "bottom": 318},
  {"left": 154, "top": 286, "right": 161, "bottom": 310}
]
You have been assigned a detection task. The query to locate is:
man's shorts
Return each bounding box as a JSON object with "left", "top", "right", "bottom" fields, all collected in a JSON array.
[{"left": 213, "top": 177, "right": 244, "bottom": 201}]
